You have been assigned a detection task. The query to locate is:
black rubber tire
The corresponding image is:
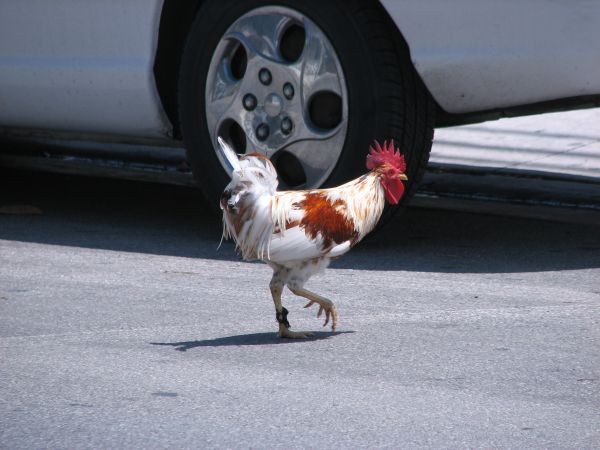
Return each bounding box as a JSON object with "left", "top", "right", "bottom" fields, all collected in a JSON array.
[{"left": 178, "top": 0, "right": 435, "bottom": 216}]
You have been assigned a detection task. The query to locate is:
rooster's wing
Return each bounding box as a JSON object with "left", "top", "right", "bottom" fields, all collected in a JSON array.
[{"left": 267, "top": 190, "right": 359, "bottom": 264}]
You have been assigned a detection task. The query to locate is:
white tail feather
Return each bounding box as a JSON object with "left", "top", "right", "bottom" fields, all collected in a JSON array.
[{"left": 217, "top": 136, "right": 241, "bottom": 174}]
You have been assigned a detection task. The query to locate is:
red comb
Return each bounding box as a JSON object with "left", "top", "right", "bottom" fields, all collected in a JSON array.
[{"left": 366, "top": 140, "right": 406, "bottom": 172}]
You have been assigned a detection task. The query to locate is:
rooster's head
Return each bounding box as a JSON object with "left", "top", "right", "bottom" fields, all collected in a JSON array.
[{"left": 366, "top": 140, "right": 408, "bottom": 205}]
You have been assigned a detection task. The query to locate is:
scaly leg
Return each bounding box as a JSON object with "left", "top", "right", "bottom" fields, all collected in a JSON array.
[
  {"left": 287, "top": 285, "right": 338, "bottom": 331},
  {"left": 270, "top": 270, "right": 313, "bottom": 339}
]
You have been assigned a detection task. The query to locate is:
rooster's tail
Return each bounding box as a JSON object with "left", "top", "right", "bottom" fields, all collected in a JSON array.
[{"left": 217, "top": 136, "right": 242, "bottom": 175}]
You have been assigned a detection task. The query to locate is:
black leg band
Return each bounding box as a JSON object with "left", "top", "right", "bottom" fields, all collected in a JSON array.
[{"left": 276, "top": 307, "right": 290, "bottom": 328}]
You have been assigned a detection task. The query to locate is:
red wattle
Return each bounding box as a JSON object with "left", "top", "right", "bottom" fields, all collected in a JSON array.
[{"left": 383, "top": 177, "right": 405, "bottom": 204}]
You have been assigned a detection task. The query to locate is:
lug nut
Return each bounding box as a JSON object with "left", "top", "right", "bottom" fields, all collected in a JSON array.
[
  {"left": 256, "top": 123, "right": 270, "bottom": 141},
  {"left": 280, "top": 117, "right": 293, "bottom": 135},
  {"left": 283, "top": 82, "right": 294, "bottom": 100},
  {"left": 258, "top": 68, "right": 272, "bottom": 85},
  {"left": 242, "top": 93, "right": 257, "bottom": 111}
]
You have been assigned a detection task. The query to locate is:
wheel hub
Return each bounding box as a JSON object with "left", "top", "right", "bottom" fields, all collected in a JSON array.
[{"left": 264, "top": 93, "right": 283, "bottom": 117}]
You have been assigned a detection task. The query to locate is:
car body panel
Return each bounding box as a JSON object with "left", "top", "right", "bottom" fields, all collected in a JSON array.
[
  {"left": 380, "top": 0, "right": 600, "bottom": 113},
  {"left": 0, "top": 0, "right": 170, "bottom": 139}
]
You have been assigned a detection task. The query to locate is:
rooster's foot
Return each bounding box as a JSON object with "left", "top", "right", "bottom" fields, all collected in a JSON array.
[
  {"left": 276, "top": 307, "right": 313, "bottom": 338},
  {"left": 304, "top": 299, "right": 338, "bottom": 331},
  {"left": 278, "top": 324, "right": 314, "bottom": 339}
]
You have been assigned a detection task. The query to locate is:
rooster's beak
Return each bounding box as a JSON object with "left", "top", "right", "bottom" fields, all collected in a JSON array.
[{"left": 398, "top": 174, "right": 408, "bottom": 181}]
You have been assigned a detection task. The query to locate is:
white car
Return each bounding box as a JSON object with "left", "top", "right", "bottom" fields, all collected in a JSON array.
[{"left": 1, "top": 0, "right": 599, "bottom": 210}]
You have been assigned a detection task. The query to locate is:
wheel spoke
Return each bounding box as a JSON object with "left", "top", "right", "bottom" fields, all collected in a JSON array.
[
  {"left": 225, "top": 13, "right": 289, "bottom": 62},
  {"left": 298, "top": 21, "right": 346, "bottom": 100},
  {"left": 206, "top": 60, "right": 241, "bottom": 121}
]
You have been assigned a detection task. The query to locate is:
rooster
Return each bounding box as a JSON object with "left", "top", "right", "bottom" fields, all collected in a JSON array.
[{"left": 219, "top": 137, "right": 407, "bottom": 338}]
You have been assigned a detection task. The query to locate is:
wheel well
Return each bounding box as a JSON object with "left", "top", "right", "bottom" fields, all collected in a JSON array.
[{"left": 154, "top": 0, "right": 204, "bottom": 139}]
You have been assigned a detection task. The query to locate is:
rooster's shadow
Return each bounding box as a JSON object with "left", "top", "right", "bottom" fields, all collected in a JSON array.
[{"left": 151, "top": 331, "right": 353, "bottom": 351}]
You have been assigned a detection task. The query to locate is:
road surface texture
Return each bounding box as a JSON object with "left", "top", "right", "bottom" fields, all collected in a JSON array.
[{"left": 1, "top": 169, "right": 599, "bottom": 449}]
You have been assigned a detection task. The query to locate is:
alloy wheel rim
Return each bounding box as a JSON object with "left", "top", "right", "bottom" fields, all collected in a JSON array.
[{"left": 205, "top": 6, "right": 348, "bottom": 189}]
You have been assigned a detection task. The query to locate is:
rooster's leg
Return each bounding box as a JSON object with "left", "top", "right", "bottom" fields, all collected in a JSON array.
[
  {"left": 270, "top": 270, "right": 313, "bottom": 339},
  {"left": 287, "top": 285, "right": 338, "bottom": 331}
]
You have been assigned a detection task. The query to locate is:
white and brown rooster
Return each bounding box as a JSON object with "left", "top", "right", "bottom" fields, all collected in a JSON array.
[{"left": 219, "top": 137, "right": 407, "bottom": 338}]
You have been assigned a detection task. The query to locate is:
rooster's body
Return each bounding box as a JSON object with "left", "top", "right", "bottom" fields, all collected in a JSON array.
[{"left": 219, "top": 137, "right": 407, "bottom": 338}]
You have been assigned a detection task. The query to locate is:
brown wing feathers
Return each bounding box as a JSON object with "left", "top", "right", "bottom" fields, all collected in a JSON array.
[{"left": 294, "top": 192, "right": 359, "bottom": 249}]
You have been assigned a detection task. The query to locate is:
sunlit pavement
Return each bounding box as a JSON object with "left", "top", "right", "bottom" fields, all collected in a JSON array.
[
  {"left": 416, "top": 108, "right": 600, "bottom": 224},
  {"left": 432, "top": 108, "right": 600, "bottom": 177}
]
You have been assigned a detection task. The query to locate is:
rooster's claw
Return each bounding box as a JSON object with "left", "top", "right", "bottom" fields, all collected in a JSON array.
[{"left": 304, "top": 300, "right": 337, "bottom": 331}]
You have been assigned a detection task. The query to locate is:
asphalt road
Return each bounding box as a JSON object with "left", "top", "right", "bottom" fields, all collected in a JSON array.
[{"left": 1, "top": 170, "right": 599, "bottom": 449}]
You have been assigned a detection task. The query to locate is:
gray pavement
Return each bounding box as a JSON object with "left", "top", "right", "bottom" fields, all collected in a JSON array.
[{"left": 1, "top": 171, "right": 599, "bottom": 449}]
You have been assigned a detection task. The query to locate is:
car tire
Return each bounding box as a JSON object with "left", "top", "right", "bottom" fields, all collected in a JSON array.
[{"left": 179, "top": 0, "right": 435, "bottom": 216}]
